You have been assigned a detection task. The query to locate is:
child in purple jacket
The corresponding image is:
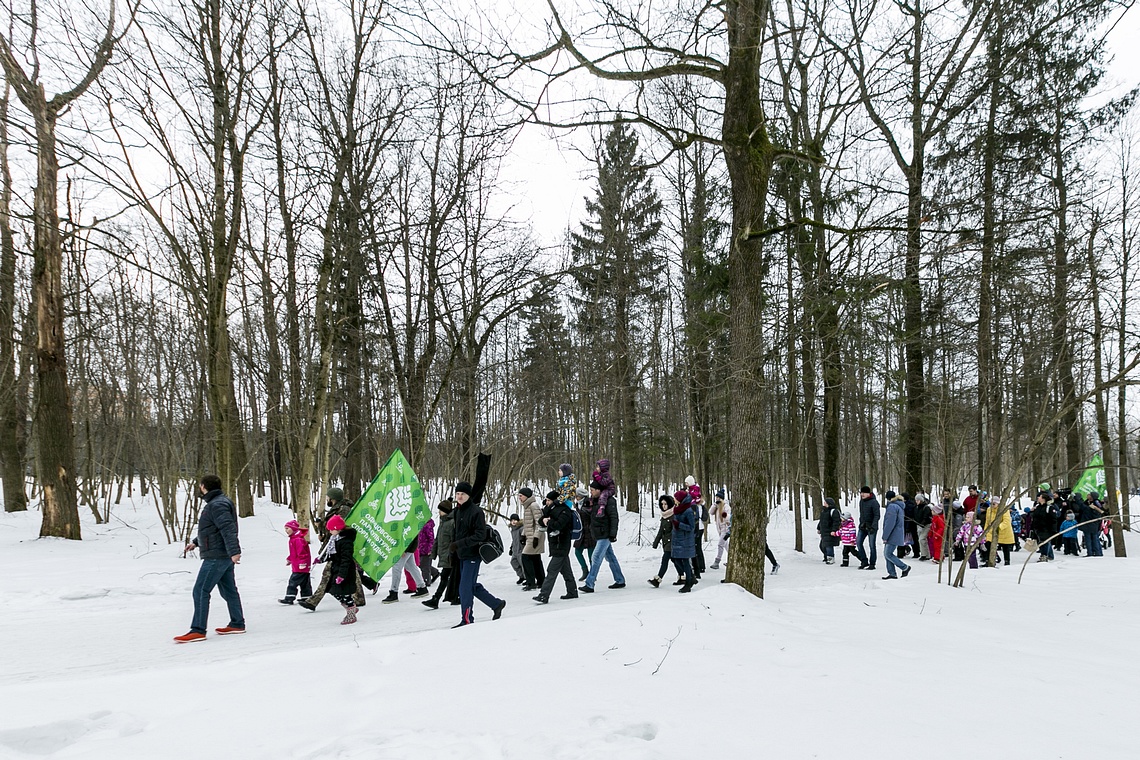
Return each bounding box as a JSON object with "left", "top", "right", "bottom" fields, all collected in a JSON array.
[
  {"left": 280, "top": 520, "right": 312, "bottom": 604},
  {"left": 417, "top": 517, "right": 439, "bottom": 587}
]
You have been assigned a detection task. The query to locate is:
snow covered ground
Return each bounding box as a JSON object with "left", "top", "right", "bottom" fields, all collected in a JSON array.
[{"left": 1, "top": 496, "right": 1137, "bottom": 759}]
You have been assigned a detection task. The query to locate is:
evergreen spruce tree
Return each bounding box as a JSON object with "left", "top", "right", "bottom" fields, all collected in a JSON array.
[{"left": 571, "top": 121, "right": 663, "bottom": 506}]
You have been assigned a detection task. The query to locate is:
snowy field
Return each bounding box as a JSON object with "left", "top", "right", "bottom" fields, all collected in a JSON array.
[{"left": 1, "top": 496, "right": 1137, "bottom": 759}]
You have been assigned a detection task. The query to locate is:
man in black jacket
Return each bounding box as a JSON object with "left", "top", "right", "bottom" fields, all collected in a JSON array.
[
  {"left": 579, "top": 481, "right": 626, "bottom": 592},
  {"left": 174, "top": 474, "right": 245, "bottom": 643},
  {"left": 452, "top": 453, "right": 506, "bottom": 626},
  {"left": 535, "top": 491, "right": 579, "bottom": 603},
  {"left": 855, "top": 486, "right": 880, "bottom": 570}
]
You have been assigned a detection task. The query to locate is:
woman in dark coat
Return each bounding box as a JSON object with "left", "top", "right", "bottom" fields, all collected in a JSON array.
[
  {"left": 817, "top": 496, "right": 842, "bottom": 564},
  {"left": 670, "top": 491, "right": 698, "bottom": 592},
  {"left": 649, "top": 494, "right": 677, "bottom": 587},
  {"left": 573, "top": 487, "right": 597, "bottom": 581}
]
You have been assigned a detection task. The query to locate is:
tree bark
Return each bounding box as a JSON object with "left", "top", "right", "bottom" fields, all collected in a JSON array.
[
  {"left": 721, "top": 0, "right": 776, "bottom": 598},
  {"left": 0, "top": 81, "right": 27, "bottom": 513}
]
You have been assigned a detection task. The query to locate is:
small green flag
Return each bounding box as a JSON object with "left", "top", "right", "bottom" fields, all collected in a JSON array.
[
  {"left": 345, "top": 449, "right": 430, "bottom": 582},
  {"left": 1071, "top": 453, "right": 1107, "bottom": 501}
]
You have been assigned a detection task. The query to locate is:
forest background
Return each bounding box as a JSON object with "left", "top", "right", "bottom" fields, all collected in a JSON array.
[{"left": 1, "top": 0, "right": 1138, "bottom": 596}]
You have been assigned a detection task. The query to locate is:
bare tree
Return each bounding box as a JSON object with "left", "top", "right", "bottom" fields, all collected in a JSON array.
[{"left": 0, "top": 0, "right": 128, "bottom": 537}]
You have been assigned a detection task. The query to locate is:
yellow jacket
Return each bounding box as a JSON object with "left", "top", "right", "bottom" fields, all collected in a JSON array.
[{"left": 984, "top": 505, "right": 1015, "bottom": 545}]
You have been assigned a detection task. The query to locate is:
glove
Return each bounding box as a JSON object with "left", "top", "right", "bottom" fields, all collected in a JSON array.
[
  {"left": 531, "top": 537, "right": 539, "bottom": 549},
  {"left": 335, "top": 576, "right": 344, "bottom": 585},
  {"left": 448, "top": 542, "right": 457, "bottom": 554}
]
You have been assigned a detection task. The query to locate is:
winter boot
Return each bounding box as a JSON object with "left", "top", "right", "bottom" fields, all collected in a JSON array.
[
  {"left": 422, "top": 597, "right": 440, "bottom": 609},
  {"left": 298, "top": 598, "right": 317, "bottom": 611},
  {"left": 672, "top": 578, "right": 685, "bottom": 586},
  {"left": 679, "top": 581, "right": 694, "bottom": 593},
  {"left": 412, "top": 587, "right": 429, "bottom": 598},
  {"left": 648, "top": 577, "right": 661, "bottom": 588},
  {"left": 279, "top": 597, "right": 295, "bottom": 605},
  {"left": 770, "top": 564, "right": 780, "bottom": 575},
  {"left": 382, "top": 591, "right": 399, "bottom": 604},
  {"left": 340, "top": 605, "right": 358, "bottom": 625},
  {"left": 710, "top": 561, "right": 721, "bottom": 570}
]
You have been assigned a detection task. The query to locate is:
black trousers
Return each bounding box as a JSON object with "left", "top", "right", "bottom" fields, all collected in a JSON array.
[
  {"left": 521, "top": 554, "right": 546, "bottom": 586},
  {"left": 431, "top": 566, "right": 461, "bottom": 604},
  {"left": 539, "top": 555, "right": 578, "bottom": 599},
  {"left": 285, "top": 571, "right": 312, "bottom": 600},
  {"left": 693, "top": 539, "right": 706, "bottom": 576},
  {"left": 841, "top": 545, "right": 860, "bottom": 564}
]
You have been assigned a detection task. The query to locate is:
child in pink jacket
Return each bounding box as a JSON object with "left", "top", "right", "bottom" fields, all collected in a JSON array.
[
  {"left": 280, "top": 519, "right": 313, "bottom": 604},
  {"left": 839, "top": 512, "right": 859, "bottom": 567}
]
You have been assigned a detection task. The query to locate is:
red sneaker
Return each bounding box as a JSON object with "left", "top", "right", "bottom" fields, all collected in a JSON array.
[
  {"left": 174, "top": 632, "right": 206, "bottom": 643},
  {"left": 214, "top": 626, "right": 246, "bottom": 635}
]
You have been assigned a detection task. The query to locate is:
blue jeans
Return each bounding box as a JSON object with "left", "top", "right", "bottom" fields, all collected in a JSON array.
[
  {"left": 856, "top": 529, "right": 877, "bottom": 567},
  {"left": 191, "top": 558, "right": 245, "bottom": 634},
  {"left": 883, "top": 543, "right": 909, "bottom": 577},
  {"left": 1038, "top": 540, "right": 1054, "bottom": 560},
  {"left": 458, "top": 559, "right": 502, "bottom": 625},
  {"left": 584, "top": 538, "right": 625, "bottom": 588},
  {"left": 1083, "top": 525, "right": 1103, "bottom": 556}
]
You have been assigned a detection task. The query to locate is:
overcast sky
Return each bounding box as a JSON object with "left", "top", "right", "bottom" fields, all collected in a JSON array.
[{"left": 506, "top": 6, "right": 1140, "bottom": 249}]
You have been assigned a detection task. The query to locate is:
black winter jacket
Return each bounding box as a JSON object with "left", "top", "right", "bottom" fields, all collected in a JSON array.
[
  {"left": 454, "top": 453, "right": 492, "bottom": 561},
  {"left": 653, "top": 513, "right": 674, "bottom": 553},
  {"left": 328, "top": 527, "right": 359, "bottom": 594},
  {"left": 589, "top": 496, "right": 619, "bottom": 542},
  {"left": 914, "top": 502, "right": 932, "bottom": 527},
  {"left": 574, "top": 503, "right": 597, "bottom": 550},
  {"left": 193, "top": 489, "right": 241, "bottom": 559},
  {"left": 858, "top": 495, "right": 881, "bottom": 532},
  {"left": 818, "top": 503, "right": 842, "bottom": 546},
  {"left": 545, "top": 502, "right": 574, "bottom": 557}
]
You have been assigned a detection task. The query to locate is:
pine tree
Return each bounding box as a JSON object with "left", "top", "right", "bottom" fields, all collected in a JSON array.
[{"left": 571, "top": 122, "right": 663, "bottom": 505}]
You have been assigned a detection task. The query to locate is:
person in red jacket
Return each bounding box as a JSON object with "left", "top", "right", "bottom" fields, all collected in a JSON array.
[
  {"left": 929, "top": 502, "right": 947, "bottom": 562},
  {"left": 279, "top": 519, "right": 312, "bottom": 604}
]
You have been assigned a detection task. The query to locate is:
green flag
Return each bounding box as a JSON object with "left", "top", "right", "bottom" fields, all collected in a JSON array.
[
  {"left": 1071, "top": 453, "right": 1107, "bottom": 500},
  {"left": 345, "top": 449, "right": 430, "bottom": 582}
]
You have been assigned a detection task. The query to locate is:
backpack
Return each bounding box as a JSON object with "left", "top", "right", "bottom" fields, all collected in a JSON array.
[
  {"left": 570, "top": 507, "right": 584, "bottom": 542},
  {"left": 479, "top": 525, "right": 504, "bottom": 564}
]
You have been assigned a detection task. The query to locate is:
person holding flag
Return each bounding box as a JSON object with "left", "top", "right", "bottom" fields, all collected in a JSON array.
[{"left": 451, "top": 453, "right": 506, "bottom": 626}]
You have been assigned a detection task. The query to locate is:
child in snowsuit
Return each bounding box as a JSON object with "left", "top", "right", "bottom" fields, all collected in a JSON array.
[
  {"left": 956, "top": 512, "right": 984, "bottom": 569},
  {"left": 325, "top": 515, "right": 360, "bottom": 625},
  {"left": 592, "top": 458, "right": 617, "bottom": 510},
  {"left": 929, "top": 503, "right": 947, "bottom": 562},
  {"left": 1060, "top": 512, "right": 1080, "bottom": 555},
  {"left": 508, "top": 513, "right": 526, "bottom": 584},
  {"left": 839, "top": 512, "right": 859, "bottom": 566},
  {"left": 557, "top": 463, "right": 578, "bottom": 507},
  {"left": 280, "top": 520, "right": 313, "bottom": 604},
  {"left": 417, "top": 516, "right": 439, "bottom": 587}
]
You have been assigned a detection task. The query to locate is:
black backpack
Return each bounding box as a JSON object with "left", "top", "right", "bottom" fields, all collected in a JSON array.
[
  {"left": 570, "top": 507, "right": 584, "bottom": 541},
  {"left": 479, "top": 525, "right": 504, "bottom": 563}
]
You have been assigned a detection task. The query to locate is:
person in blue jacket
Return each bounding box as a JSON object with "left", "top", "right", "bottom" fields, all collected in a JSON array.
[
  {"left": 669, "top": 490, "right": 698, "bottom": 592},
  {"left": 880, "top": 490, "right": 911, "bottom": 580}
]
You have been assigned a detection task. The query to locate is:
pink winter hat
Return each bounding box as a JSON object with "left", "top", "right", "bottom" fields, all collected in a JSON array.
[
  {"left": 326, "top": 515, "right": 346, "bottom": 532},
  {"left": 285, "top": 519, "right": 301, "bottom": 531}
]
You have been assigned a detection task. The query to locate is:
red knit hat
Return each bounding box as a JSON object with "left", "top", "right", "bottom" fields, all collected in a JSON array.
[{"left": 326, "top": 515, "right": 346, "bottom": 532}]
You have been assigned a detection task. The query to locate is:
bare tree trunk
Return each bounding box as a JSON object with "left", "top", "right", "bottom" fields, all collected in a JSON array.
[
  {"left": 0, "top": 4, "right": 123, "bottom": 536},
  {"left": 0, "top": 80, "right": 27, "bottom": 512},
  {"left": 721, "top": 0, "right": 776, "bottom": 598},
  {"left": 1089, "top": 238, "right": 1126, "bottom": 557}
]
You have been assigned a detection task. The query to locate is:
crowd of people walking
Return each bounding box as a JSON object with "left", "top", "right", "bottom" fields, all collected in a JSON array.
[
  {"left": 174, "top": 462, "right": 1114, "bottom": 641},
  {"left": 815, "top": 483, "right": 1112, "bottom": 578}
]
